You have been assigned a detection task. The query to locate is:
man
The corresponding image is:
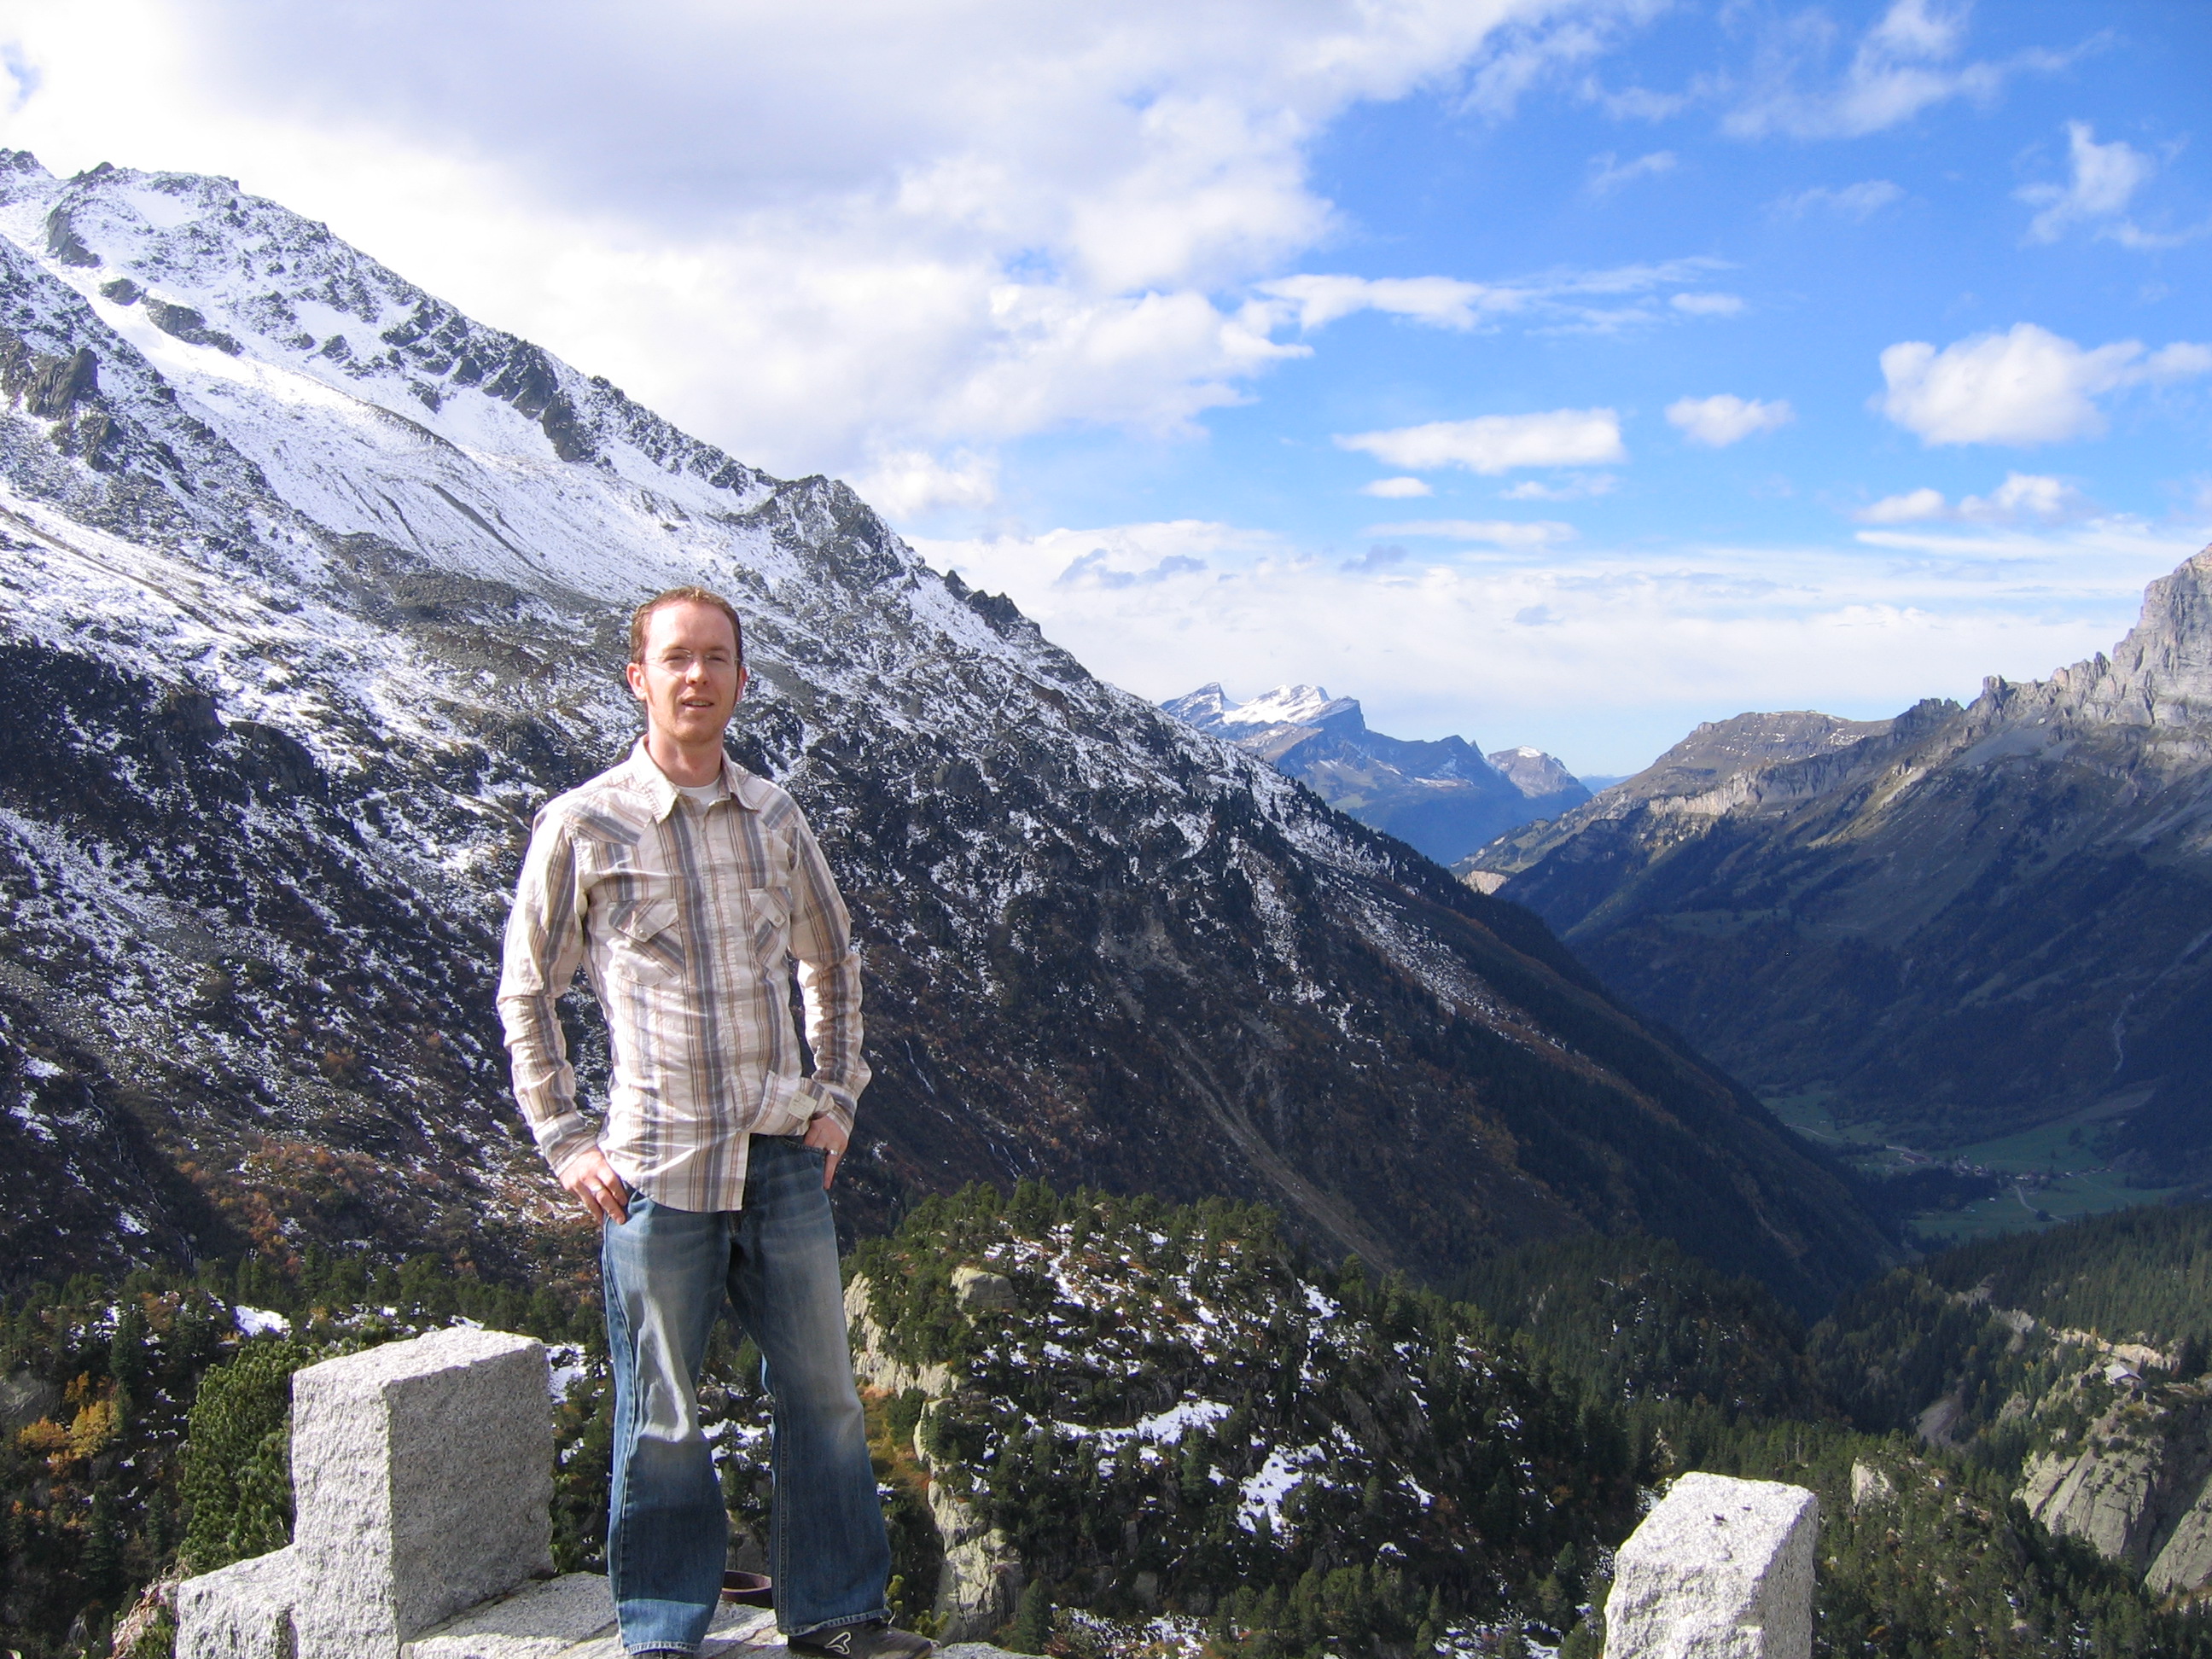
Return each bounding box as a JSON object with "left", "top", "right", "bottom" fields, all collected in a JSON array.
[{"left": 498, "top": 585, "right": 928, "bottom": 1659}]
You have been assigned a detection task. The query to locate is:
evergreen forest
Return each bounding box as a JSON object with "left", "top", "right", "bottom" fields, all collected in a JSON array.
[{"left": 6, "top": 1192, "right": 2212, "bottom": 1658}]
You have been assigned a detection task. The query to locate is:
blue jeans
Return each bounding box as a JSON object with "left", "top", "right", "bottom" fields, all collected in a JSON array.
[{"left": 602, "top": 1135, "right": 891, "bottom": 1653}]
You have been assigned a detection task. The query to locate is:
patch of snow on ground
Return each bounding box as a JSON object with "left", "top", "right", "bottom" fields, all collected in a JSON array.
[
  {"left": 234, "top": 1306, "right": 291, "bottom": 1337},
  {"left": 1237, "top": 1443, "right": 1326, "bottom": 1533}
]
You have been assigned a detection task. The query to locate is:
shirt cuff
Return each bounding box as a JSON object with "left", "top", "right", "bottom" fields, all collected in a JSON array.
[
  {"left": 801, "top": 1079, "right": 856, "bottom": 1137},
  {"left": 533, "top": 1111, "right": 602, "bottom": 1177}
]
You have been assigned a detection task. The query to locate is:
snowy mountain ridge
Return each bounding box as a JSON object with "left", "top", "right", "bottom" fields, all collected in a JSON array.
[
  {"left": 1161, "top": 680, "right": 1589, "bottom": 867},
  {"left": 0, "top": 149, "right": 1886, "bottom": 1308}
]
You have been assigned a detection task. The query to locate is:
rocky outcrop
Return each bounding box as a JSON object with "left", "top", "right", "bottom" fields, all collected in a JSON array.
[
  {"left": 844, "top": 1275, "right": 1019, "bottom": 1640},
  {"left": 2020, "top": 1383, "right": 2212, "bottom": 1593},
  {"left": 1464, "top": 553, "right": 2212, "bottom": 1168}
]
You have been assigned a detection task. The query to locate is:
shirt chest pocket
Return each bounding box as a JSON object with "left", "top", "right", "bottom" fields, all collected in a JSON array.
[
  {"left": 608, "top": 896, "right": 686, "bottom": 985},
  {"left": 746, "top": 886, "right": 790, "bottom": 968}
]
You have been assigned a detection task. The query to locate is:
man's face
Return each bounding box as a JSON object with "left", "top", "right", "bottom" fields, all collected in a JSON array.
[{"left": 626, "top": 601, "right": 747, "bottom": 749}]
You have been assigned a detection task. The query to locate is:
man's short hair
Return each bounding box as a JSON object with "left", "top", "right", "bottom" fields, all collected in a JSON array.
[{"left": 629, "top": 585, "right": 745, "bottom": 666}]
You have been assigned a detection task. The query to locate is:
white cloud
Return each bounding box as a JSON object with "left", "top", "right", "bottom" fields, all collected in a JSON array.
[
  {"left": 1458, "top": 3, "right": 1674, "bottom": 122},
  {"left": 1670, "top": 292, "right": 1744, "bottom": 317},
  {"left": 1855, "top": 474, "right": 2087, "bottom": 525},
  {"left": 2018, "top": 121, "right": 2155, "bottom": 244},
  {"left": 1249, "top": 257, "right": 1733, "bottom": 336},
  {"left": 1359, "top": 476, "right": 1433, "bottom": 498},
  {"left": 1336, "top": 409, "right": 1626, "bottom": 474},
  {"left": 1727, "top": 0, "right": 2069, "bottom": 140},
  {"left": 1877, "top": 323, "right": 2212, "bottom": 446},
  {"left": 1253, "top": 273, "right": 1509, "bottom": 333},
  {"left": 0, "top": 0, "right": 1588, "bottom": 483},
  {"left": 1667, "top": 395, "right": 1795, "bottom": 446},
  {"left": 1856, "top": 487, "right": 1950, "bottom": 524},
  {"left": 1586, "top": 149, "right": 1676, "bottom": 195},
  {"left": 1359, "top": 520, "right": 1575, "bottom": 545},
  {"left": 853, "top": 448, "right": 1000, "bottom": 517},
  {"left": 1963, "top": 473, "right": 2086, "bottom": 522},
  {"left": 1771, "top": 179, "right": 1905, "bottom": 220}
]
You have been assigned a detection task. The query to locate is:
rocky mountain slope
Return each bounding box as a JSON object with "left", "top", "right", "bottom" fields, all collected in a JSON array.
[
  {"left": 1161, "top": 683, "right": 1587, "bottom": 865},
  {"left": 1465, "top": 560, "right": 2212, "bottom": 1178},
  {"left": 0, "top": 148, "right": 1889, "bottom": 1311},
  {"left": 1806, "top": 1202, "right": 2212, "bottom": 1599}
]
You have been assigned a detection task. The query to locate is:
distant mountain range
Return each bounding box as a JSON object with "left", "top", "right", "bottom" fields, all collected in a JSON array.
[
  {"left": 1161, "top": 682, "right": 1589, "bottom": 864},
  {"left": 0, "top": 149, "right": 1889, "bottom": 1311},
  {"left": 1468, "top": 550, "right": 2212, "bottom": 1189}
]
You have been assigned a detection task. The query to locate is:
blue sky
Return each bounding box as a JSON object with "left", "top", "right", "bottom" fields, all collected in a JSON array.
[{"left": 3, "top": 0, "right": 2209, "bottom": 772}]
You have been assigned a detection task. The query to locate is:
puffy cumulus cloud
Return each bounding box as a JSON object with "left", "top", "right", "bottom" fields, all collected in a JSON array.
[
  {"left": 1667, "top": 394, "right": 1795, "bottom": 446},
  {"left": 1726, "top": 0, "right": 2070, "bottom": 141},
  {"left": 1770, "top": 179, "right": 1904, "bottom": 220},
  {"left": 0, "top": 0, "right": 1604, "bottom": 481},
  {"left": 1359, "top": 476, "right": 1433, "bottom": 498},
  {"left": 1964, "top": 473, "right": 2087, "bottom": 521},
  {"left": 852, "top": 449, "right": 1000, "bottom": 519},
  {"left": 915, "top": 515, "right": 2205, "bottom": 775},
  {"left": 1857, "top": 474, "right": 2090, "bottom": 526},
  {"left": 1336, "top": 409, "right": 1625, "bottom": 474},
  {"left": 1878, "top": 324, "right": 2212, "bottom": 446}
]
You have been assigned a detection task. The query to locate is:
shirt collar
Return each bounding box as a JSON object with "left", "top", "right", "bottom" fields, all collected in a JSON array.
[{"left": 626, "top": 737, "right": 768, "bottom": 821}]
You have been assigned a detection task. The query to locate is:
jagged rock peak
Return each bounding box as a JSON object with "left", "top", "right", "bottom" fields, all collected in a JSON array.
[
  {"left": 1486, "top": 746, "right": 1581, "bottom": 799},
  {"left": 2017, "top": 544, "right": 2212, "bottom": 730}
]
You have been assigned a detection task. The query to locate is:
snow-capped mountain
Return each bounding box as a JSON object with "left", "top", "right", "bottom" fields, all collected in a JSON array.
[
  {"left": 1162, "top": 683, "right": 1589, "bottom": 864},
  {"left": 0, "top": 151, "right": 1886, "bottom": 1309}
]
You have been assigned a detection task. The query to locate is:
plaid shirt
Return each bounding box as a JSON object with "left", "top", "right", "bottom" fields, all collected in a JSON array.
[{"left": 497, "top": 739, "right": 869, "bottom": 1212}]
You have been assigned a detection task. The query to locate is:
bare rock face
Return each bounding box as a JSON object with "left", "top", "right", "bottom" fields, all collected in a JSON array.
[
  {"left": 844, "top": 1276, "right": 1019, "bottom": 1640},
  {"left": 1605, "top": 1470, "right": 1818, "bottom": 1659},
  {"left": 950, "top": 1265, "right": 1016, "bottom": 1313},
  {"left": 2020, "top": 1385, "right": 2212, "bottom": 1592}
]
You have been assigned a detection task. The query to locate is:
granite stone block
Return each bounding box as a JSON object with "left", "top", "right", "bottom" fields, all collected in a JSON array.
[
  {"left": 174, "top": 1546, "right": 305, "bottom": 1659},
  {"left": 1606, "top": 1470, "right": 1819, "bottom": 1659},
  {"left": 289, "top": 1327, "right": 555, "bottom": 1657}
]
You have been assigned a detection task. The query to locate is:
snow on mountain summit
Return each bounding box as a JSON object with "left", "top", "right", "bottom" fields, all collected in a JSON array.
[{"left": 1217, "top": 684, "right": 1363, "bottom": 731}]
